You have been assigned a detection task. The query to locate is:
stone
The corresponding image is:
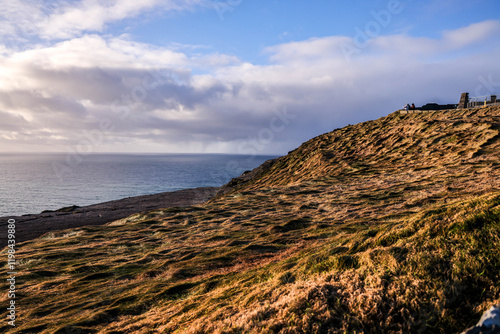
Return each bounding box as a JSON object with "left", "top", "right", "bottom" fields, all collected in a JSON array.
[{"left": 459, "top": 92, "right": 469, "bottom": 109}]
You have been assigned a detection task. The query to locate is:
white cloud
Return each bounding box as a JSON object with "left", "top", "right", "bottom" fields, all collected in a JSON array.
[
  {"left": 1, "top": 21, "right": 500, "bottom": 154},
  {"left": 0, "top": 0, "right": 208, "bottom": 42},
  {"left": 0, "top": 35, "right": 190, "bottom": 81},
  {"left": 41, "top": 0, "right": 161, "bottom": 39},
  {"left": 265, "top": 36, "right": 350, "bottom": 64},
  {"left": 441, "top": 20, "right": 500, "bottom": 49}
]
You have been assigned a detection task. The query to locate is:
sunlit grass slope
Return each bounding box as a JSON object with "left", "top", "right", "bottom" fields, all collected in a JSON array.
[{"left": 2, "top": 106, "right": 500, "bottom": 333}]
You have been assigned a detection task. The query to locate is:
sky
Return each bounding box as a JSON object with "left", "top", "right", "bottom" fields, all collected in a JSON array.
[{"left": 1, "top": 0, "right": 500, "bottom": 155}]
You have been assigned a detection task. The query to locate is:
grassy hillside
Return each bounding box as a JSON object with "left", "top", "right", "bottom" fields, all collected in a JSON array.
[{"left": 2, "top": 107, "right": 500, "bottom": 333}]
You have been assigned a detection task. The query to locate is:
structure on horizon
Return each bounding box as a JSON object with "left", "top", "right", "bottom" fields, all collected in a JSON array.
[
  {"left": 458, "top": 92, "right": 498, "bottom": 109},
  {"left": 400, "top": 92, "right": 499, "bottom": 114}
]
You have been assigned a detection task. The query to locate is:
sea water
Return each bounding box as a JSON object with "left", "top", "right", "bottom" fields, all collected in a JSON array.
[{"left": 0, "top": 154, "right": 277, "bottom": 216}]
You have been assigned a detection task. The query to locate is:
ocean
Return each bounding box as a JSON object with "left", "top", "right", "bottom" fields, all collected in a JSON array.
[{"left": 0, "top": 153, "right": 278, "bottom": 217}]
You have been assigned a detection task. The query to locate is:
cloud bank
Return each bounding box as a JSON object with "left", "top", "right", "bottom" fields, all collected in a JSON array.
[
  {"left": 1, "top": 12, "right": 500, "bottom": 154},
  {"left": 1, "top": 0, "right": 209, "bottom": 42}
]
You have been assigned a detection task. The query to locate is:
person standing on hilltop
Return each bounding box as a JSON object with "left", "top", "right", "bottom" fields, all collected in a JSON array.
[
  {"left": 404, "top": 103, "right": 410, "bottom": 111},
  {"left": 411, "top": 103, "right": 416, "bottom": 110}
]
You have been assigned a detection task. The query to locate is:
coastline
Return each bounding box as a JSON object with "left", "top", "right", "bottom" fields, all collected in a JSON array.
[{"left": 0, "top": 187, "right": 219, "bottom": 247}]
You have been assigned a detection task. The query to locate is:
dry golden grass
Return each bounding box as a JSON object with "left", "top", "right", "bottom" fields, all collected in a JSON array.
[{"left": 1, "top": 106, "right": 500, "bottom": 333}]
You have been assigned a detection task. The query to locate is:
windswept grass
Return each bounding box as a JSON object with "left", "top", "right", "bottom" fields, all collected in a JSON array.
[{"left": 1, "top": 106, "right": 500, "bottom": 333}]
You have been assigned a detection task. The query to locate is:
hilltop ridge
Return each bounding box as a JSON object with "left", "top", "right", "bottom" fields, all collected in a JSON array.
[
  {"left": 221, "top": 106, "right": 500, "bottom": 193},
  {"left": 2, "top": 106, "right": 500, "bottom": 333}
]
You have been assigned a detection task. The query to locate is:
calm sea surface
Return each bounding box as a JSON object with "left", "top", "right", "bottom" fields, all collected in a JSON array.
[{"left": 0, "top": 154, "right": 278, "bottom": 216}]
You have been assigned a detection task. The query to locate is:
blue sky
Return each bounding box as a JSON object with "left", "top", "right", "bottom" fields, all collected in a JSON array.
[
  {"left": 124, "top": 0, "right": 499, "bottom": 62},
  {"left": 1, "top": 0, "right": 500, "bottom": 154}
]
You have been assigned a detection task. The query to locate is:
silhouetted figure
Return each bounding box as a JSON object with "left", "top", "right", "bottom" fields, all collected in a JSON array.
[{"left": 411, "top": 103, "right": 416, "bottom": 110}]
